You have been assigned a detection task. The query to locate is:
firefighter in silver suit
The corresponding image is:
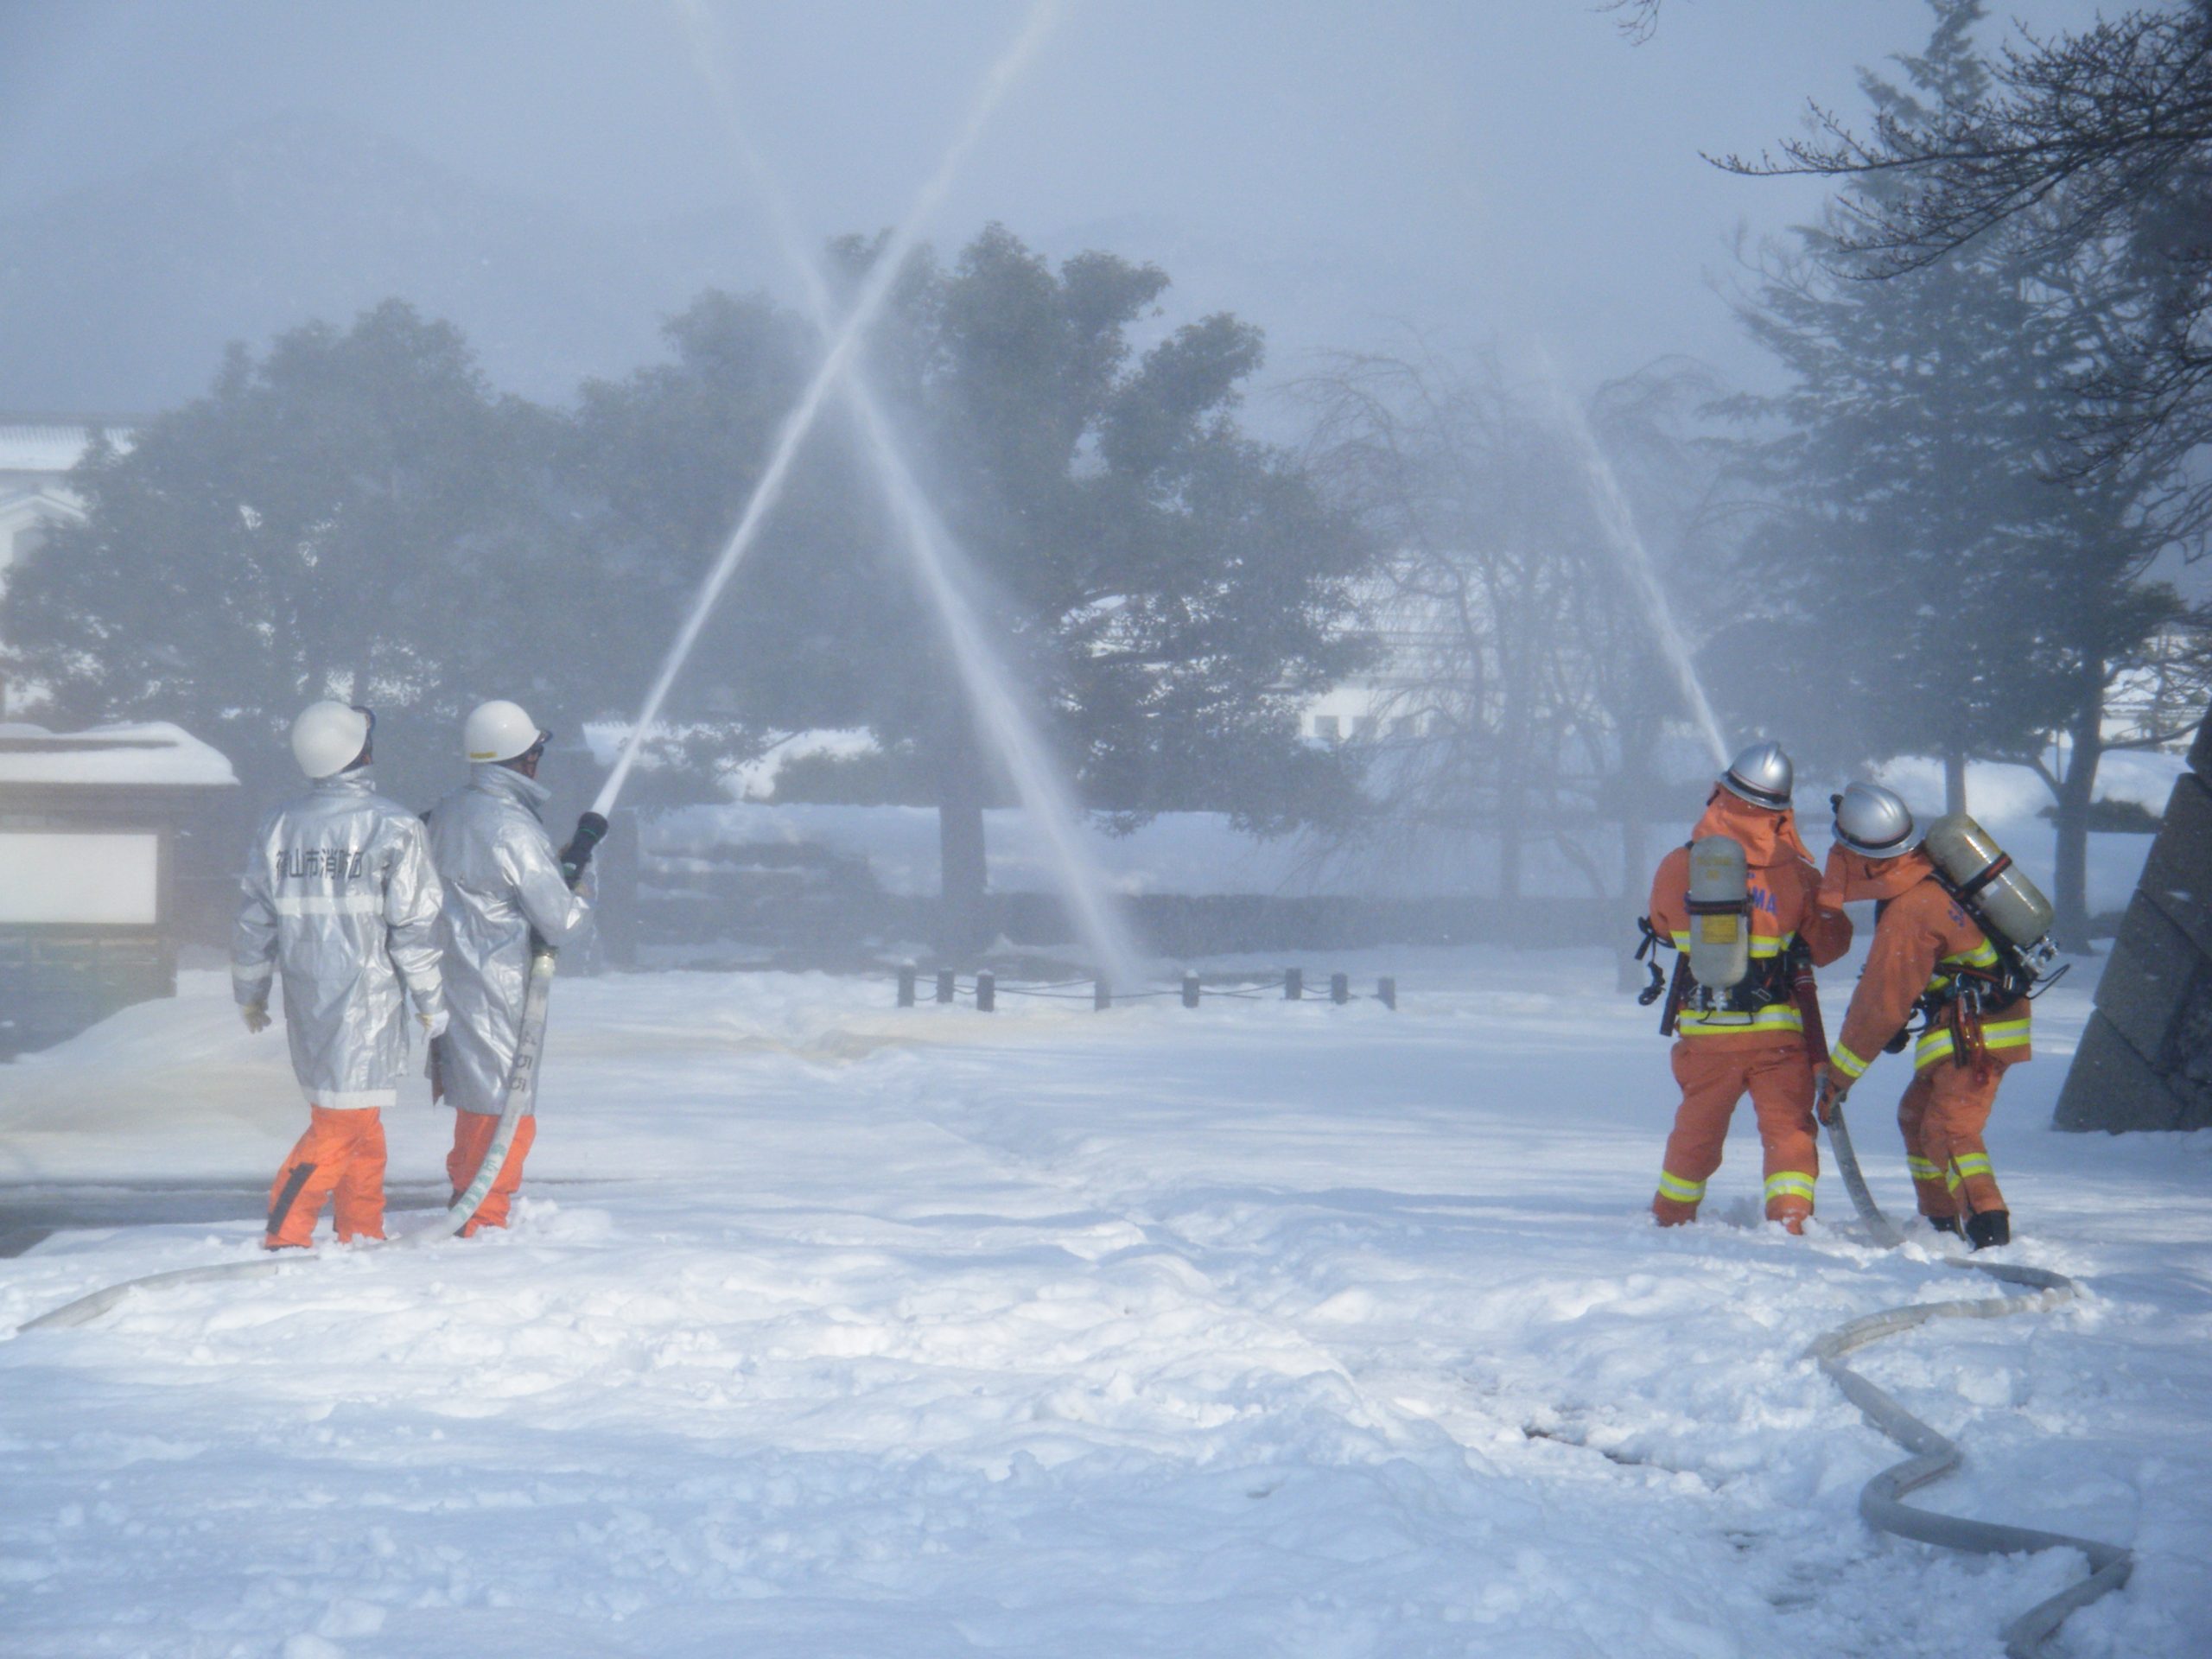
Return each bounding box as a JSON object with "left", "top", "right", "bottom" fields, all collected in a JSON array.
[
  {"left": 234, "top": 701, "right": 446, "bottom": 1248},
  {"left": 423, "top": 701, "right": 590, "bottom": 1234}
]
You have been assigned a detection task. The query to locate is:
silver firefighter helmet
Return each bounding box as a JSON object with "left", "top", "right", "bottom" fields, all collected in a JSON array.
[
  {"left": 1718, "top": 741, "right": 1794, "bottom": 810},
  {"left": 1831, "top": 781, "right": 1916, "bottom": 859}
]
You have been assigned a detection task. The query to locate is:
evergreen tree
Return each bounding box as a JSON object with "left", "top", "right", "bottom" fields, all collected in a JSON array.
[
  {"left": 586, "top": 226, "right": 1375, "bottom": 950},
  {"left": 1718, "top": 0, "right": 2212, "bottom": 534},
  {"left": 3, "top": 301, "right": 585, "bottom": 817},
  {"left": 1725, "top": 0, "right": 2188, "bottom": 948}
]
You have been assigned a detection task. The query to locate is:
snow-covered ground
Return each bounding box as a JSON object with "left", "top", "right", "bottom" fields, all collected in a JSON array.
[{"left": 3, "top": 946, "right": 2209, "bottom": 1657}]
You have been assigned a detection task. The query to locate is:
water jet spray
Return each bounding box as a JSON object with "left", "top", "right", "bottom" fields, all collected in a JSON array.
[
  {"left": 671, "top": 0, "right": 1147, "bottom": 988},
  {"left": 1536, "top": 358, "right": 1731, "bottom": 768},
  {"left": 590, "top": 0, "right": 1066, "bottom": 821}
]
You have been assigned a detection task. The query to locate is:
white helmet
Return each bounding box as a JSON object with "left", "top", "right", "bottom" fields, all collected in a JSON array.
[
  {"left": 1832, "top": 781, "right": 1916, "bottom": 859},
  {"left": 290, "top": 700, "right": 372, "bottom": 779},
  {"left": 463, "top": 699, "right": 547, "bottom": 764}
]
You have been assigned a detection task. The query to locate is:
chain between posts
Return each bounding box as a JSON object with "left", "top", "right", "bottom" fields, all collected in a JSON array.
[{"left": 893, "top": 967, "right": 1400, "bottom": 1011}]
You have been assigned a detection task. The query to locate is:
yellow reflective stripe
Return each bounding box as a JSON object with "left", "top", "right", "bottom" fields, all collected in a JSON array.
[
  {"left": 1906, "top": 1156, "right": 1942, "bottom": 1182},
  {"left": 1924, "top": 942, "right": 1999, "bottom": 998},
  {"left": 1677, "top": 1003, "right": 1804, "bottom": 1036},
  {"left": 1656, "top": 1171, "right": 1706, "bottom": 1203},
  {"left": 1745, "top": 929, "right": 1797, "bottom": 959},
  {"left": 1942, "top": 1153, "right": 1994, "bottom": 1192},
  {"left": 1917, "top": 1014, "right": 2031, "bottom": 1070},
  {"left": 1764, "top": 1171, "right": 1816, "bottom": 1203},
  {"left": 1670, "top": 930, "right": 1796, "bottom": 956},
  {"left": 1831, "top": 1044, "right": 1871, "bottom": 1079}
]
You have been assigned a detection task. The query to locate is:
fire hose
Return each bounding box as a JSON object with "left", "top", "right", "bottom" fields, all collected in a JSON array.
[
  {"left": 15, "top": 815, "right": 606, "bottom": 1335},
  {"left": 1811, "top": 1099, "right": 2133, "bottom": 1656},
  {"left": 1794, "top": 958, "right": 2132, "bottom": 1653}
]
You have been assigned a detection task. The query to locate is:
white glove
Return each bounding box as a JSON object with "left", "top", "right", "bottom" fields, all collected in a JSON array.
[
  {"left": 241, "top": 1002, "right": 270, "bottom": 1034},
  {"left": 419, "top": 1007, "right": 450, "bottom": 1039}
]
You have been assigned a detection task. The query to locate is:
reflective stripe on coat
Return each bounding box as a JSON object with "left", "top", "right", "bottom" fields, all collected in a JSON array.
[
  {"left": 232, "top": 769, "right": 445, "bottom": 1108},
  {"left": 425, "top": 765, "right": 589, "bottom": 1117},
  {"left": 1829, "top": 859, "right": 2032, "bottom": 1078}
]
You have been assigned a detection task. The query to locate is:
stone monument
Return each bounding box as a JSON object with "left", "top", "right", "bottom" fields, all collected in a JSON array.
[{"left": 2055, "top": 716, "right": 2212, "bottom": 1131}]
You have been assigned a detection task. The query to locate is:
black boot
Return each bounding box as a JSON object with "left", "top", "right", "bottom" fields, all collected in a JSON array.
[
  {"left": 1926, "top": 1214, "right": 1962, "bottom": 1237},
  {"left": 1965, "top": 1210, "right": 2011, "bottom": 1250}
]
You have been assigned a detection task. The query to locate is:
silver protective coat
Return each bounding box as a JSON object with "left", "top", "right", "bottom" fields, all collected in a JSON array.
[
  {"left": 424, "top": 765, "right": 589, "bottom": 1117},
  {"left": 232, "top": 769, "right": 447, "bottom": 1109}
]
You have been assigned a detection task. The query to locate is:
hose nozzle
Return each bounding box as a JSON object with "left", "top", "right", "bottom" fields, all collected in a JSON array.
[{"left": 560, "top": 811, "right": 610, "bottom": 888}]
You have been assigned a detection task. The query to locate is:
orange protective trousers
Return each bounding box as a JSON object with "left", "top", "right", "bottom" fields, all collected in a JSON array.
[
  {"left": 446, "top": 1110, "right": 537, "bottom": 1236},
  {"left": 265, "top": 1105, "right": 387, "bottom": 1248},
  {"left": 1654, "top": 1042, "right": 1819, "bottom": 1227},
  {"left": 1897, "top": 1052, "right": 2016, "bottom": 1221}
]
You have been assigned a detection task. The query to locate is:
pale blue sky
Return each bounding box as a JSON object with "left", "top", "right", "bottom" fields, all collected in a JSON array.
[{"left": 0, "top": 1, "right": 2094, "bottom": 393}]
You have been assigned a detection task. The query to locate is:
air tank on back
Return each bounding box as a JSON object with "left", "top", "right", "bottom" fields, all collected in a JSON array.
[
  {"left": 1922, "top": 813, "right": 2059, "bottom": 976},
  {"left": 1686, "top": 835, "right": 1751, "bottom": 992}
]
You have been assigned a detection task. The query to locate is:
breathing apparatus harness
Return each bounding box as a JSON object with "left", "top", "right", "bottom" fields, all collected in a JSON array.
[
  {"left": 1637, "top": 918, "right": 1803, "bottom": 1035},
  {"left": 1633, "top": 831, "right": 1801, "bottom": 1038},
  {"left": 1882, "top": 867, "right": 2065, "bottom": 1073}
]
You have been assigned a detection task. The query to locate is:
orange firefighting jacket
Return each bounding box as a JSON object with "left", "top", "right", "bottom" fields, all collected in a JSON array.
[
  {"left": 1649, "top": 791, "right": 1853, "bottom": 1049},
  {"left": 1825, "top": 849, "right": 2033, "bottom": 1081}
]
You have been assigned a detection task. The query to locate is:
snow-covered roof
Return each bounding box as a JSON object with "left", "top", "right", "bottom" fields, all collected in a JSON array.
[
  {"left": 0, "top": 482, "right": 89, "bottom": 522},
  {"left": 0, "top": 421, "right": 137, "bottom": 477},
  {"left": 0, "top": 721, "right": 237, "bottom": 788}
]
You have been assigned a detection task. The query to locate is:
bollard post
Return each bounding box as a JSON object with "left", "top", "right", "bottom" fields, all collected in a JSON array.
[
  {"left": 1284, "top": 967, "right": 1302, "bottom": 1001},
  {"left": 1182, "top": 973, "right": 1200, "bottom": 1009},
  {"left": 1094, "top": 978, "right": 1112, "bottom": 1011},
  {"left": 936, "top": 969, "right": 956, "bottom": 1005},
  {"left": 1331, "top": 972, "right": 1350, "bottom": 1005},
  {"left": 1377, "top": 976, "right": 1397, "bottom": 1011},
  {"left": 976, "top": 969, "right": 996, "bottom": 1013},
  {"left": 897, "top": 963, "right": 918, "bottom": 1007}
]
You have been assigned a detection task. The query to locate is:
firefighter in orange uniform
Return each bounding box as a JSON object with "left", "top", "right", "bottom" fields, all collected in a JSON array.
[
  {"left": 1815, "top": 783, "right": 2027, "bottom": 1249},
  {"left": 1643, "top": 743, "right": 1853, "bottom": 1231}
]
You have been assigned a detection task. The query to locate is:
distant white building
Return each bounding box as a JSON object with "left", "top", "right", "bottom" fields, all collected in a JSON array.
[
  {"left": 1300, "top": 575, "right": 1456, "bottom": 747},
  {"left": 0, "top": 416, "right": 137, "bottom": 713},
  {"left": 0, "top": 719, "right": 236, "bottom": 1052}
]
